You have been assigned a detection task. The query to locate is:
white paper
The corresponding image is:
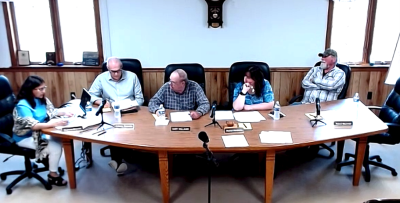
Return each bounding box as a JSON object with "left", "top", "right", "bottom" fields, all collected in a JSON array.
[
  {"left": 155, "top": 119, "right": 170, "bottom": 126},
  {"left": 113, "top": 99, "right": 138, "bottom": 111},
  {"left": 259, "top": 131, "right": 293, "bottom": 144},
  {"left": 233, "top": 111, "right": 266, "bottom": 122},
  {"left": 221, "top": 135, "right": 249, "bottom": 147},
  {"left": 170, "top": 111, "right": 192, "bottom": 122},
  {"left": 55, "top": 116, "right": 101, "bottom": 130},
  {"left": 215, "top": 110, "right": 234, "bottom": 120}
]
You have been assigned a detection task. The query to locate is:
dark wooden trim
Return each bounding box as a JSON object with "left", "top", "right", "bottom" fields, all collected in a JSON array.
[
  {"left": 49, "top": 0, "right": 64, "bottom": 63},
  {"left": 362, "top": 0, "right": 377, "bottom": 64},
  {"left": 325, "top": 0, "right": 334, "bottom": 49},
  {"left": 9, "top": 2, "right": 20, "bottom": 52},
  {"left": 2, "top": 2, "right": 17, "bottom": 66},
  {"left": 93, "top": 0, "right": 104, "bottom": 64},
  {"left": 1, "top": 66, "right": 388, "bottom": 73}
]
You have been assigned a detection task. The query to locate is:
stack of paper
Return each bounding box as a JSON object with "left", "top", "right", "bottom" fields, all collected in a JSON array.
[
  {"left": 221, "top": 135, "right": 249, "bottom": 147},
  {"left": 233, "top": 111, "right": 266, "bottom": 122},
  {"left": 112, "top": 99, "right": 139, "bottom": 111},
  {"left": 259, "top": 131, "right": 293, "bottom": 144},
  {"left": 215, "top": 110, "right": 234, "bottom": 120},
  {"left": 170, "top": 111, "right": 192, "bottom": 122},
  {"left": 55, "top": 116, "right": 101, "bottom": 131}
]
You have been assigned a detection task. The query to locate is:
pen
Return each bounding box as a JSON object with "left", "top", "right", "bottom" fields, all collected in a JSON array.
[
  {"left": 243, "top": 123, "right": 247, "bottom": 128},
  {"left": 97, "top": 131, "right": 106, "bottom": 136}
]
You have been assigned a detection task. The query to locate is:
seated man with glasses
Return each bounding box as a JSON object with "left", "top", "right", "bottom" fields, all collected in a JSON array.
[
  {"left": 148, "top": 69, "right": 210, "bottom": 119},
  {"left": 88, "top": 57, "right": 144, "bottom": 175}
]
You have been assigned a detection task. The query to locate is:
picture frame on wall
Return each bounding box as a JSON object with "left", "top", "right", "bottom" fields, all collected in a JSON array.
[{"left": 17, "top": 50, "right": 30, "bottom": 66}]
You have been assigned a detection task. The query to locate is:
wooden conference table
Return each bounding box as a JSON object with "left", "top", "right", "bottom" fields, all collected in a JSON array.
[{"left": 43, "top": 99, "right": 387, "bottom": 203}]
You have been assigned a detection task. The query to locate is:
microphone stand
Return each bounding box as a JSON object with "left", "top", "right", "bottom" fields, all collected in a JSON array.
[
  {"left": 309, "top": 116, "right": 326, "bottom": 127},
  {"left": 202, "top": 142, "right": 218, "bottom": 203},
  {"left": 97, "top": 108, "right": 114, "bottom": 130},
  {"left": 205, "top": 108, "right": 222, "bottom": 129}
]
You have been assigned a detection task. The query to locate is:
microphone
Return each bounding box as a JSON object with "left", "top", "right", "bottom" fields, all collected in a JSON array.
[
  {"left": 198, "top": 131, "right": 209, "bottom": 144},
  {"left": 316, "top": 98, "right": 321, "bottom": 116},
  {"left": 95, "top": 99, "right": 107, "bottom": 116},
  {"left": 209, "top": 101, "right": 217, "bottom": 118}
]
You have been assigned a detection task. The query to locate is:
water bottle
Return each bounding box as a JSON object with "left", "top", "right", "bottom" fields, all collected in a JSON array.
[
  {"left": 158, "top": 104, "right": 166, "bottom": 120},
  {"left": 85, "top": 101, "right": 92, "bottom": 112},
  {"left": 353, "top": 93, "right": 360, "bottom": 102},
  {"left": 353, "top": 92, "right": 359, "bottom": 119},
  {"left": 114, "top": 102, "right": 121, "bottom": 122},
  {"left": 273, "top": 101, "right": 281, "bottom": 120}
]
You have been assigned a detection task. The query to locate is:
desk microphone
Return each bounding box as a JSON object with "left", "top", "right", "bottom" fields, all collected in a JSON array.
[
  {"left": 209, "top": 101, "right": 217, "bottom": 118},
  {"left": 198, "top": 131, "right": 209, "bottom": 144},
  {"left": 316, "top": 98, "right": 321, "bottom": 116},
  {"left": 95, "top": 99, "right": 107, "bottom": 116}
]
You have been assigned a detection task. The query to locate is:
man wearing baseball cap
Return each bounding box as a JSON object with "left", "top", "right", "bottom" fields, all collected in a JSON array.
[{"left": 300, "top": 48, "right": 346, "bottom": 104}]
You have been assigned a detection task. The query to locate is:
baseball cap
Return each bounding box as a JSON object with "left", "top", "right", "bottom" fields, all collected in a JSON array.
[{"left": 318, "top": 48, "right": 337, "bottom": 58}]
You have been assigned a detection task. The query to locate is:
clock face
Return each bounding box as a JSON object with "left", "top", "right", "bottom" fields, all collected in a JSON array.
[{"left": 205, "top": 0, "right": 225, "bottom": 28}]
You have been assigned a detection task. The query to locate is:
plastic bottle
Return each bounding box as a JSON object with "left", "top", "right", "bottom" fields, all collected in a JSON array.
[
  {"left": 158, "top": 104, "right": 166, "bottom": 120},
  {"left": 114, "top": 102, "right": 121, "bottom": 122},
  {"left": 353, "top": 93, "right": 360, "bottom": 102},
  {"left": 273, "top": 101, "right": 281, "bottom": 120},
  {"left": 85, "top": 101, "right": 92, "bottom": 112}
]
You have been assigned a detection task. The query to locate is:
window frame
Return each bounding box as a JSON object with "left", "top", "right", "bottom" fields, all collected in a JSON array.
[
  {"left": 2, "top": 0, "right": 103, "bottom": 67},
  {"left": 326, "top": 0, "right": 380, "bottom": 65}
]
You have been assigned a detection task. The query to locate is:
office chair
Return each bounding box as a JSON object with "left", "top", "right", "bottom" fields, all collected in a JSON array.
[
  {"left": 225, "top": 61, "right": 270, "bottom": 110},
  {"left": 289, "top": 62, "right": 351, "bottom": 159},
  {"left": 0, "top": 75, "right": 53, "bottom": 194},
  {"left": 164, "top": 63, "right": 206, "bottom": 94},
  {"left": 100, "top": 58, "right": 146, "bottom": 157},
  {"left": 336, "top": 77, "right": 400, "bottom": 182}
]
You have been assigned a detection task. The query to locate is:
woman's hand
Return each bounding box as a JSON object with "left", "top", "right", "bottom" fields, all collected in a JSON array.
[
  {"left": 242, "top": 83, "right": 251, "bottom": 94},
  {"left": 48, "top": 119, "right": 68, "bottom": 127}
]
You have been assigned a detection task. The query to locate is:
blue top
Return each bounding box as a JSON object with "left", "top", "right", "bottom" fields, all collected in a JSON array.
[
  {"left": 233, "top": 79, "right": 274, "bottom": 105},
  {"left": 12, "top": 98, "right": 47, "bottom": 142}
]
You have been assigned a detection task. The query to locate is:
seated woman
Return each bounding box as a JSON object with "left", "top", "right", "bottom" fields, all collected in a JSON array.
[
  {"left": 13, "top": 75, "right": 73, "bottom": 186},
  {"left": 232, "top": 66, "right": 274, "bottom": 111}
]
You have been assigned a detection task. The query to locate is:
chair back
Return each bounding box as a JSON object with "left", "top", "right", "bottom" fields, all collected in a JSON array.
[
  {"left": 380, "top": 77, "right": 400, "bottom": 123},
  {"left": 314, "top": 62, "right": 351, "bottom": 99},
  {"left": 0, "top": 75, "right": 16, "bottom": 137},
  {"left": 164, "top": 63, "right": 206, "bottom": 93},
  {"left": 228, "top": 61, "right": 270, "bottom": 108},
  {"left": 102, "top": 58, "right": 144, "bottom": 89}
]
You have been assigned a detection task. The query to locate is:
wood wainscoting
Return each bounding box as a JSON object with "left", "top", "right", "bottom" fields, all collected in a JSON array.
[{"left": 0, "top": 67, "right": 391, "bottom": 108}]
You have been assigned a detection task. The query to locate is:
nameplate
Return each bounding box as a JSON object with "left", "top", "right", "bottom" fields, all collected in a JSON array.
[
  {"left": 114, "top": 123, "right": 135, "bottom": 129},
  {"left": 224, "top": 128, "right": 244, "bottom": 134},
  {"left": 334, "top": 121, "right": 353, "bottom": 126},
  {"left": 171, "top": 127, "right": 190, "bottom": 131}
]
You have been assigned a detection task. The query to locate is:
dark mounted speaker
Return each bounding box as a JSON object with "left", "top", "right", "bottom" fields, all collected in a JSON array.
[{"left": 46, "top": 52, "right": 56, "bottom": 65}]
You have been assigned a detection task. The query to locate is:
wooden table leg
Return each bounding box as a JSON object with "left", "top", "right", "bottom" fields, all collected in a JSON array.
[
  {"left": 158, "top": 151, "right": 169, "bottom": 203},
  {"left": 336, "top": 140, "right": 345, "bottom": 163},
  {"left": 265, "top": 150, "right": 275, "bottom": 203},
  {"left": 353, "top": 137, "right": 367, "bottom": 186},
  {"left": 62, "top": 138, "right": 76, "bottom": 189}
]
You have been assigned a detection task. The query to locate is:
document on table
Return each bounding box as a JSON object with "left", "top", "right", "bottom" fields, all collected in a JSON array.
[
  {"left": 55, "top": 116, "right": 102, "bottom": 130},
  {"left": 112, "top": 99, "right": 139, "bottom": 111},
  {"left": 152, "top": 114, "right": 170, "bottom": 126},
  {"left": 170, "top": 111, "right": 192, "bottom": 122},
  {"left": 259, "top": 131, "right": 293, "bottom": 144},
  {"left": 233, "top": 111, "right": 266, "bottom": 122},
  {"left": 215, "top": 110, "right": 234, "bottom": 120},
  {"left": 221, "top": 135, "right": 249, "bottom": 147}
]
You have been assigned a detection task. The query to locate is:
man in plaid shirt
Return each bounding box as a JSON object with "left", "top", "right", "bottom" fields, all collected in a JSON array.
[
  {"left": 148, "top": 69, "right": 210, "bottom": 119},
  {"left": 301, "top": 48, "right": 346, "bottom": 104}
]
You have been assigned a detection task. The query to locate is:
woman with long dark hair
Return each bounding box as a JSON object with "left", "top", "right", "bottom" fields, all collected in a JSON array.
[
  {"left": 232, "top": 66, "right": 274, "bottom": 111},
  {"left": 13, "top": 75, "right": 72, "bottom": 186}
]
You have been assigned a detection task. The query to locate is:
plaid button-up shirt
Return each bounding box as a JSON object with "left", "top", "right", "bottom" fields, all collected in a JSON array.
[
  {"left": 301, "top": 66, "right": 346, "bottom": 104},
  {"left": 148, "top": 80, "right": 210, "bottom": 115}
]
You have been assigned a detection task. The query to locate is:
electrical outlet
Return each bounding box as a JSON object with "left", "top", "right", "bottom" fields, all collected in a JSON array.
[
  {"left": 70, "top": 92, "right": 76, "bottom": 100},
  {"left": 367, "top": 92, "right": 372, "bottom": 100}
]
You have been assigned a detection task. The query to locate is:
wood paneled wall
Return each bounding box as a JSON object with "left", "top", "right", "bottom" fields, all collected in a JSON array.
[{"left": 0, "top": 67, "right": 391, "bottom": 108}]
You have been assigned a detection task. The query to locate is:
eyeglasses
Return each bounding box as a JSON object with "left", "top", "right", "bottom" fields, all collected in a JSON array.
[
  {"left": 35, "top": 86, "right": 47, "bottom": 91},
  {"left": 170, "top": 80, "right": 184, "bottom": 85},
  {"left": 109, "top": 69, "right": 122, "bottom": 74}
]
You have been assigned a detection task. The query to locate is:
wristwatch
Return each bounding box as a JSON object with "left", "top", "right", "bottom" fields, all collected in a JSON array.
[{"left": 239, "top": 91, "right": 247, "bottom": 96}]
